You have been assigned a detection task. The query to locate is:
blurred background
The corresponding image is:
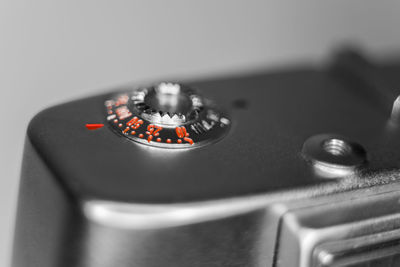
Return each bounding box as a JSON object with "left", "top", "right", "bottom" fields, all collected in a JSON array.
[{"left": 1, "top": 0, "right": 400, "bottom": 265}]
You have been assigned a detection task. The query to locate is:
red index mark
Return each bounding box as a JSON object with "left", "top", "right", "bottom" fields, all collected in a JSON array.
[
  {"left": 122, "top": 127, "right": 130, "bottom": 134},
  {"left": 86, "top": 124, "right": 104, "bottom": 130},
  {"left": 175, "top": 126, "right": 194, "bottom": 145},
  {"left": 184, "top": 137, "right": 194, "bottom": 145}
]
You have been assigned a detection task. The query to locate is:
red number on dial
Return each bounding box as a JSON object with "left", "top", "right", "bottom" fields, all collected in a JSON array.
[
  {"left": 175, "top": 126, "right": 193, "bottom": 145},
  {"left": 127, "top": 117, "right": 143, "bottom": 129},
  {"left": 146, "top": 124, "right": 163, "bottom": 142}
]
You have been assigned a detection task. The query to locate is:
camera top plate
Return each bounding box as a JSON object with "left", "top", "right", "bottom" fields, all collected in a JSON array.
[{"left": 26, "top": 60, "right": 400, "bottom": 203}]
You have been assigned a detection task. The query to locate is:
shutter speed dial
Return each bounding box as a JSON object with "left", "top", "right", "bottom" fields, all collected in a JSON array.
[{"left": 105, "top": 82, "right": 231, "bottom": 148}]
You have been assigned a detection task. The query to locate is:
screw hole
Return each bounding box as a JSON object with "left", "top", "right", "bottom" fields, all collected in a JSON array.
[
  {"left": 232, "top": 99, "right": 249, "bottom": 109},
  {"left": 322, "top": 139, "right": 352, "bottom": 156}
]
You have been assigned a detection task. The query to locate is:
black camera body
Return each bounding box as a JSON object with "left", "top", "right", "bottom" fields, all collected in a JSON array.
[{"left": 12, "top": 49, "right": 400, "bottom": 267}]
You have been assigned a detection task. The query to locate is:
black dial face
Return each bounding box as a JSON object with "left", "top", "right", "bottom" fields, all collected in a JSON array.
[{"left": 105, "top": 82, "right": 231, "bottom": 148}]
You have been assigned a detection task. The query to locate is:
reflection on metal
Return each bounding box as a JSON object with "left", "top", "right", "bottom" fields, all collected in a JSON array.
[
  {"left": 302, "top": 134, "right": 367, "bottom": 178},
  {"left": 84, "top": 195, "right": 274, "bottom": 229},
  {"left": 390, "top": 95, "right": 400, "bottom": 123},
  {"left": 315, "top": 229, "right": 400, "bottom": 266},
  {"left": 276, "top": 189, "right": 400, "bottom": 267}
]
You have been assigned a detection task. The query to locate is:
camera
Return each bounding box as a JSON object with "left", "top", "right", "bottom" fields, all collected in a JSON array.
[{"left": 12, "top": 48, "right": 400, "bottom": 267}]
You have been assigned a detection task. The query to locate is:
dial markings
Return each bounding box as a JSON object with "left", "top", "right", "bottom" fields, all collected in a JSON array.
[{"left": 104, "top": 83, "right": 230, "bottom": 148}]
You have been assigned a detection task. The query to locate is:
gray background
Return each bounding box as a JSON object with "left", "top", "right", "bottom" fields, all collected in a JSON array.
[{"left": 1, "top": 0, "right": 400, "bottom": 265}]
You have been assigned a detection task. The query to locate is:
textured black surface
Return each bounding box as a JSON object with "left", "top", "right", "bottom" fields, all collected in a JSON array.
[{"left": 26, "top": 62, "right": 400, "bottom": 203}]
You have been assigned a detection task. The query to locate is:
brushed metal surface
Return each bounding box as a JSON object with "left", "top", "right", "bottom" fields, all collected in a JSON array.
[{"left": 12, "top": 52, "right": 400, "bottom": 266}]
